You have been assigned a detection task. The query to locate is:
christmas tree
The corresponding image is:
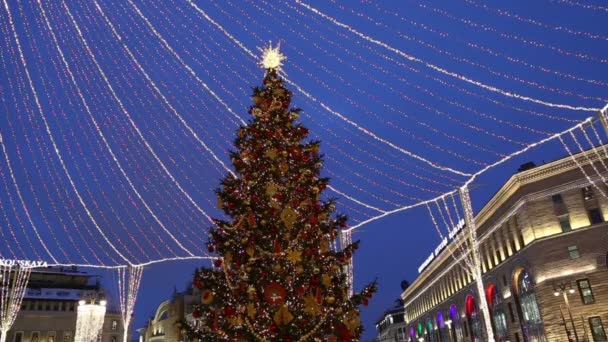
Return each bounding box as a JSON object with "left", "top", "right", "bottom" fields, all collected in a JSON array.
[{"left": 185, "top": 45, "right": 376, "bottom": 342}]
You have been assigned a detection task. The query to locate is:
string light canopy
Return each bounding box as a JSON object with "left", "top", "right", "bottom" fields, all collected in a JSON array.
[{"left": 0, "top": 0, "right": 605, "bottom": 270}]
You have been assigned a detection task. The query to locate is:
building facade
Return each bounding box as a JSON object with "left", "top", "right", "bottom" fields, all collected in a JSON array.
[
  {"left": 402, "top": 149, "right": 608, "bottom": 342},
  {"left": 376, "top": 306, "right": 408, "bottom": 342},
  {"left": 6, "top": 267, "right": 127, "bottom": 342},
  {"left": 138, "top": 285, "right": 200, "bottom": 342}
]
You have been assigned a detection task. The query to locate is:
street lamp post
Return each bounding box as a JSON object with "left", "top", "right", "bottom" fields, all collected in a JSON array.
[
  {"left": 554, "top": 282, "right": 579, "bottom": 342},
  {"left": 445, "top": 319, "right": 454, "bottom": 342}
]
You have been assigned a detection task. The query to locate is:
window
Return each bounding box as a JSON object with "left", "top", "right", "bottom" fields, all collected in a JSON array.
[
  {"left": 568, "top": 245, "right": 580, "bottom": 259},
  {"left": 589, "top": 316, "right": 607, "bottom": 341},
  {"left": 559, "top": 215, "right": 572, "bottom": 232},
  {"left": 62, "top": 332, "right": 72, "bottom": 342},
  {"left": 111, "top": 337, "right": 117, "bottom": 342},
  {"left": 31, "top": 332, "right": 39, "bottom": 342},
  {"left": 502, "top": 274, "right": 508, "bottom": 287},
  {"left": 112, "top": 320, "right": 118, "bottom": 331},
  {"left": 588, "top": 208, "right": 604, "bottom": 224},
  {"left": 582, "top": 186, "right": 594, "bottom": 201},
  {"left": 577, "top": 279, "right": 595, "bottom": 304},
  {"left": 14, "top": 332, "right": 23, "bottom": 342},
  {"left": 48, "top": 332, "right": 55, "bottom": 342},
  {"left": 552, "top": 194, "right": 564, "bottom": 204}
]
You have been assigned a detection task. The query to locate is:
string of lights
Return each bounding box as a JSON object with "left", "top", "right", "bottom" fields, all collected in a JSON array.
[
  {"left": 36, "top": 0, "right": 179, "bottom": 263},
  {"left": 114, "top": 0, "right": 389, "bottom": 212},
  {"left": 0, "top": 265, "right": 32, "bottom": 342},
  {"left": 347, "top": 1, "right": 608, "bottom": 88},
  {"left": 462, "top": 0, "right": 608, "bottom": 41},
  {"left": 117, "top": 265, "right": 144, "bottom": 342},
  {"left": 250, "top": 0, "right": 549, "bottom": 160},
  {"left": 324, "top": 1, "right": 606, "bottom": 103},
  {"left": 239, "top": 0, "right": 515, "bottom": 160},
  {"left": 175, "top": 0, "right": 480, "bottom": 186},
  {"left": 414, "top": 0, "right": 608, "bottom": 65},
  {"left": 296, "top": 1, "right": 601, "bottom": 112},
  {"left": 63, "top": 0, "right": 203, "bottom": 259}
]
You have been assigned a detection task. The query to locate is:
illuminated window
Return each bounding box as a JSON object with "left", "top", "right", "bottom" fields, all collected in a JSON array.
[
  {"left": 568, "top": 245, "right": 580, "bottom": 259},
  {"left": 589, "top": 316, "right": 607, "bottom": 341},
  {"left": 63, "top": 331, "right": 72, "bottom": 342},
  {"left": 577, "top": 279, "right": 595, "bottom": 304},
  {"left": 559, "top": 215, "right": 572, "bottom": 232},
  {"left": 112, "top": 320, "right": 118, "bottom": 331},
  {"left": 588, "top": 208, "right": 603, "bottom": 224},
  {"left": 582, "top": 186, "right": 594, "bottom": 201}
]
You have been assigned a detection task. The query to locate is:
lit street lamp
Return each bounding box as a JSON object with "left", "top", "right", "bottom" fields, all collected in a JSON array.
[{"left": 554, "top": 282, "right": 579, "bottom": 342}]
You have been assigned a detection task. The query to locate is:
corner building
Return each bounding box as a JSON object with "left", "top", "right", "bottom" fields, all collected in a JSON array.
[{"left": 402, "top": 148, "right": 608, "bottom": 342}]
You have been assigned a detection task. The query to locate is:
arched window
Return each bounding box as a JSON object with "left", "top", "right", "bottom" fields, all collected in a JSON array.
[
  {"left": 417, "top": 322, "right": 424, "bottom": 340},
  {"left": 486, "top": 284, "right": 508, "bottom": 341},
  {"left": 465, "top": 295, "right": 483, "bottom": 341},
  {"left": 449, "top": 304, "right": 464, "bottom": 342},
  {"left": 513, "top": 268, "right": 545, "bottom": 342},
  {"left": 410, "top": 326, "right": 416, "bottom": 342}
]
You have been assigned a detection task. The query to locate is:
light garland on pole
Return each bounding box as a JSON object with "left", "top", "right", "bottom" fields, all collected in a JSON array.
[
  {"left": 117, "top": 266, "right": 144, "bottom": 342},
  {"left": 459, "top": 186, "right": 495, "bottom": 342},
  {"left": 75, "top": 299, "right": 107, "bottom": 342},
  {"left": 0, "top": 264, "right": 32, "bottom": 342}
]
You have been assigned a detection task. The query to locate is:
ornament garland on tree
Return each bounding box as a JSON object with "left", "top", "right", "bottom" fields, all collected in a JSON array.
[{"left": 184, "top": 44, "right": 376, "bottom": 342}]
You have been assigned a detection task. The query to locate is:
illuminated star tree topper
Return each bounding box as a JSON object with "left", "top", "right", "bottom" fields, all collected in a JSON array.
[{"left": 259, "top": 42, "right": 286, "bottom": 71}]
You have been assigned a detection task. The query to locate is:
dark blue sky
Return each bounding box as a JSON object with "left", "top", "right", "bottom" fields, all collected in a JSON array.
[{"left": 1, "top": 0, "right": 606, "bottom": 340}]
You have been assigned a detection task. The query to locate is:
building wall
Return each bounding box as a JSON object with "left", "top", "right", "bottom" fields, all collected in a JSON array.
[
  {"left": 402, "top": 151, "right": 608, "bottom": 342},
  {"left": 138, "top": 287, "right": 201, "bottom": 342}
]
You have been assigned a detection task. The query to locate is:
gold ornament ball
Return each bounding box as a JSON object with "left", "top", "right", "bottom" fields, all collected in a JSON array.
[{"left": 325, "top": 296, "right": 336, "bottom": 304}]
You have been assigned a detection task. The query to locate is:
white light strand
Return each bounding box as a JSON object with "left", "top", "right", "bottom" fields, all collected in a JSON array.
[
  {"left": 75, "top": 301, "right": 106, "bottom": 342},
  {"left": 185, "top": 0, "right": 471, "bottom": 177},
  {"left": 582, "top": 124, "right": 608, "bottom": 173},
  {"left": 62, "top": 1, "right": 195, "bottom": 258},
  {"left": 36, "top": 0, "right": 161, "bottom": 263},
  {"left": 459, "top": 186, "right": 495, "bottom": 342},
  {"left": 339, "top": 229, "right": 354, "bottom": 296},
  {"left": 128, "top": 0, "right": 383, "bottom": 211},
  {"left": 91, "top": 0, "right": 214, "bottom": 223},
  {"left": 464, "top": 117, "right": 594, "bottom": 188},
  {"left": 327, "top": 186, "right": 385, "bottom": 213},
  {"left": 0, "top": 265, "right": 32, "bottom": 342},
  {"left": 559, "top": 133, "right": 608, "bottom": 198},
  {"left": 117, "top": 265, "right": 144, "bottom": 342},
  {"left": 2, "top": 0, "right": 133, "bottom": 265},
  {"left": 127, "top": 0, "right": 246, "bottom": 128},
  {"left": 425, "top": 203, "right": 474, "bottom": 275},
  {"left": 0, "top": 129, "right": 52, "bottom": 262},
  {"left": 45, "top": 255, "right": 216, "bottom": 270},
  {"left": 296, "top": 0, "right": 600, "bottom": 112},
  {"left": 346, "top": 190, "right": 459, "bottom": 232},
  {"left": 2, "top": 0, "right": 66, "bottom": 264}
]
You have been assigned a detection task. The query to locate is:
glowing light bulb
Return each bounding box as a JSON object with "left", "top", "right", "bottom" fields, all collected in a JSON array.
[{"left": 259, "top": 42, "right": 286, "bottom": 71}]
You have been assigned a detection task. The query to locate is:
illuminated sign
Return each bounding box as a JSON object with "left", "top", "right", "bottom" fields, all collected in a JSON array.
[
  {"left": 0, "top": 259, "right": 48, "bottom": 268},
  {"left": 418, "top": 219, "right": 466, "bottom": 274}
]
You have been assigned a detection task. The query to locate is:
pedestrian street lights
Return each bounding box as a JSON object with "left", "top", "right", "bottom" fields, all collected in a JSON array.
[
  {"left": 554, "top": 282, "right": 579, "bottom": 342},
  {"left": 445, "top": 319, "right": 455, "bottom": 342}
]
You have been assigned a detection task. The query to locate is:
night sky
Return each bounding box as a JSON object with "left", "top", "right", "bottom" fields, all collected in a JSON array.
[{"left": 1, "top": 1, "right": 607, "bottom": 340}]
